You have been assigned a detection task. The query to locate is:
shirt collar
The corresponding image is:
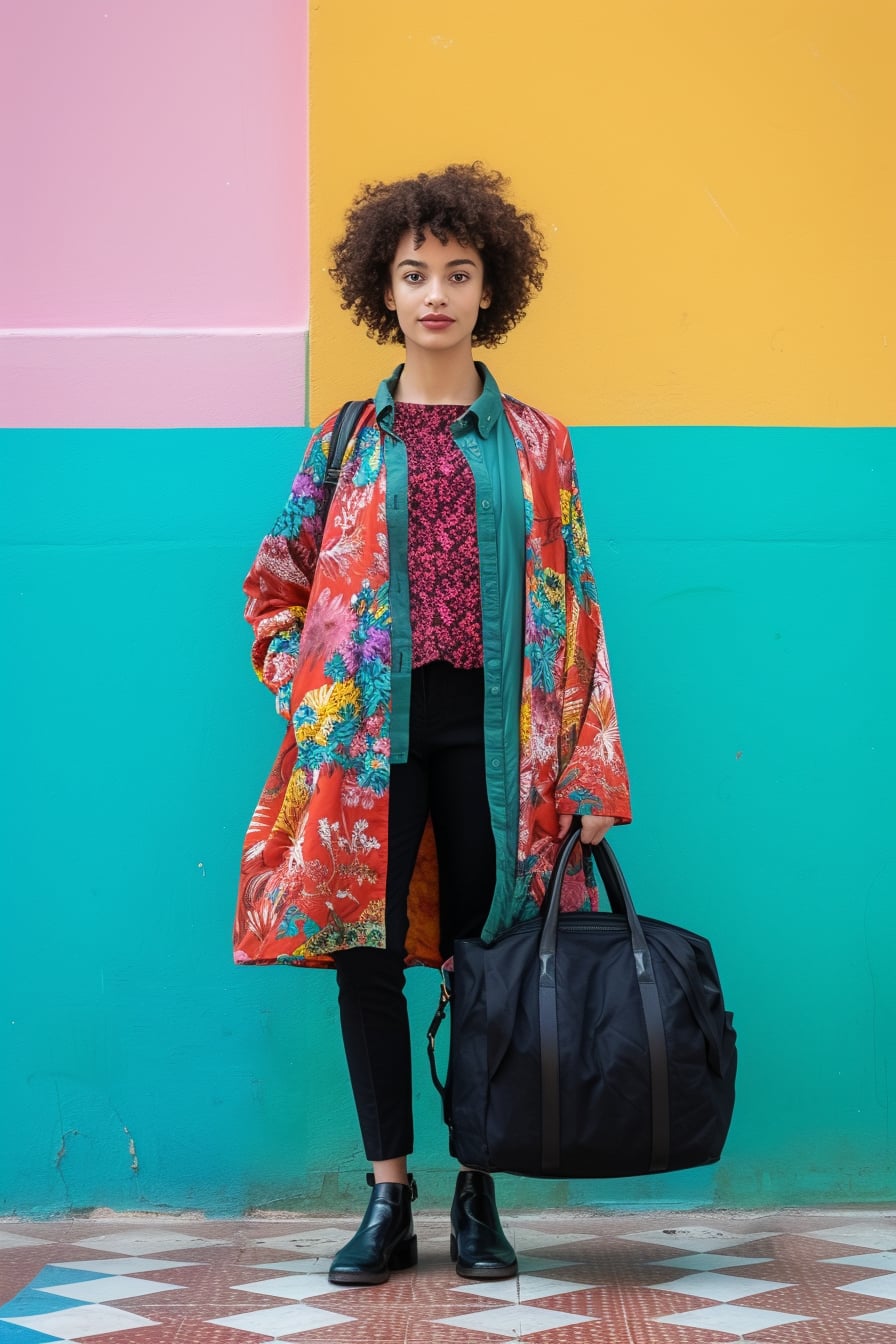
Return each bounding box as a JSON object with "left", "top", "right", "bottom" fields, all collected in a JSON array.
[{"left": 374, "top": 362, "right": 503, "bottom": 438}]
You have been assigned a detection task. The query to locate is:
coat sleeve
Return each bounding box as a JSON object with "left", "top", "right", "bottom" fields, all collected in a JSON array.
[
  {"left": 243, "top": 420, "right": 334, "bottom": 718},
  {"left": 554, "top": 430, "right": 633, "bottom": 823}
]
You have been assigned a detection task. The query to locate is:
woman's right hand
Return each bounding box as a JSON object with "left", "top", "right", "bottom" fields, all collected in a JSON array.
[{"left": 557, "top": 813, "right": 615, "bottom": 846}]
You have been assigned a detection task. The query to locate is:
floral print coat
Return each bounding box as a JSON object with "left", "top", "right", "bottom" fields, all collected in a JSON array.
[{"left": 234, "top": 378, "right": 631, "bottom": 969}]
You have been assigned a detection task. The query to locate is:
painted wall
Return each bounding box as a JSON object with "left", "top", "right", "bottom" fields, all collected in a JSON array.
[
  {"left": 309, "top": 0, "right": 895, "bottom": 427},
  {"left": 1, "top": 0, "right": 895, "bottom": 1218},
  {"left": 3, "top": 425, "right": 893, "bottom": 1216},
  {"left": 0, "top": 0, "right": 308, "bottom": 426}
]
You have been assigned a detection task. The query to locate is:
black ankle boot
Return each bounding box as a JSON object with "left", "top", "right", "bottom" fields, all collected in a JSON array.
[
  {"left": 328, "top": 1174, "right": 418, "bottom": 1286},
  {"left": 450, "top": 1170, "right": 517, "bottom": 1279}
]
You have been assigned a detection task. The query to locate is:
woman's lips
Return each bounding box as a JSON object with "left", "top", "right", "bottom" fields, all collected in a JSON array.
[{"left": 420, "top": 316, "right": 455, "bottom": 328}]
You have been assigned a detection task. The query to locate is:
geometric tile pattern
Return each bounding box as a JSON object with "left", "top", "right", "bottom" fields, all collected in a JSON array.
[
  {"left": 432, "top": 1303, "right": 600, "bottom": 1336},
  {"left": 3, "top": 1210, "right": 896, "bottom": 1342},
  {"left": 801, "top": 1225, "right": 896, "bottom": 1251},
  {"left": 858, "top": 1311, "right": 896, "bottom": 1328},
  {"left": 653, "top": 1303, "right": 811, "bottom": 1334}
]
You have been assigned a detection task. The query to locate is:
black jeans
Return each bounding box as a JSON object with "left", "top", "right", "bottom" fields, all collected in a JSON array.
[{"left": 332, "top": 661, "right": 496, "bottom": 1161}]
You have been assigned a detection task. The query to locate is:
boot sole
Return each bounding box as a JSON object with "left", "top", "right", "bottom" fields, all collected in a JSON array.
[
  {"left": 454, "top": 1261, "right": 519, "bottom": 1280},
  {"left": 450, "top": 1232, "right": 517, "bottom": 1280}
]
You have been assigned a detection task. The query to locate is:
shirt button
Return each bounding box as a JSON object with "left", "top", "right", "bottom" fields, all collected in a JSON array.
[
  {"left": 481, "top": 499, "right": 492, "bottom": 510},
  {"left": 490, "top": 757, "right": 501, "bottom": 769},
  {"left": 490, "top": 684, "right": 500, "bottom": 696}
]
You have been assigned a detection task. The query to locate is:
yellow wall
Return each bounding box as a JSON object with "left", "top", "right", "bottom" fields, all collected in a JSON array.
[{"left": 309, "top": 1, "right": 894, "bottom": 426}]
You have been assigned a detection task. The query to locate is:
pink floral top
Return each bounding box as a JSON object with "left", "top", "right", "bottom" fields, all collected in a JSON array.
[{"left": 393, "top": 401, "right": 484, "bottom": 669}]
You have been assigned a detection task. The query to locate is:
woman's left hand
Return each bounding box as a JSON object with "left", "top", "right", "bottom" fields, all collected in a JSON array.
[{"left": 557, "top": 813, "right": 615, "bottom": 847}]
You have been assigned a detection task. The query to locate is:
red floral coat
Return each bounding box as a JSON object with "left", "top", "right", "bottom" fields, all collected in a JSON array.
[{"left": 234, "top": 386, "right": 631, "bottom": 969}]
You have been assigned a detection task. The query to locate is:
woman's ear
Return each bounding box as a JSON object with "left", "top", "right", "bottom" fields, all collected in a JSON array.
[
  {"left": 480, "top": 289, "right": 492, "bottom": 310},
  {"left": 384, "top": 286, "right": 396, "bottom": 311}
]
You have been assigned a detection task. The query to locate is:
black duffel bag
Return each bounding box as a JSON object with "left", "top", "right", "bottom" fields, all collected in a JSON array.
[{"left": 427, "top": 821, "right": 737, "bottom": 1178}]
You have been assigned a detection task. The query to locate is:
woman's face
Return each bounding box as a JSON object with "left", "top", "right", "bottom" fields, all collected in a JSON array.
[{"left": 385, "top": 229, "right": 490, "bottom": 355}]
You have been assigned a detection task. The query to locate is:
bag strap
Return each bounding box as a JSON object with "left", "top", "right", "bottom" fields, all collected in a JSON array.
[
  {"left": 322, "top": 400, "right": 370, "bottom": 520},
  {"left": 426, "top": 977, "right": 451, "bottom": 1122},
  {"left": 538, "top": 820, "right": 671, "bottom": 1174}
]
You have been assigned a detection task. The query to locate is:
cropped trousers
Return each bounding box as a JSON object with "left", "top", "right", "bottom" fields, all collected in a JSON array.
[{"left": 332, "top": 660, "right": 497, "bottom": 1160}]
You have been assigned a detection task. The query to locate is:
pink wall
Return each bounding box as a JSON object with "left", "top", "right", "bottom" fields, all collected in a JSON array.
[{"left": 0, "top": 0, "right": 308, "bottom": 426}]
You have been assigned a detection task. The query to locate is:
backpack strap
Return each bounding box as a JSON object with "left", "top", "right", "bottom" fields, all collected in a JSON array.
[{"left": 322, "top": 400, "right": 371, "bottom": 515}]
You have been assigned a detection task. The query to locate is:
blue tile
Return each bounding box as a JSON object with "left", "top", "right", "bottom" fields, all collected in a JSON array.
[
  {"left": 30, "top": 1267, "right": 109, "bottom": 1290},
  {"left": 0, "top": 1317, "right": 63, "bottom": 1343},
  {"left": 0, "top": 1263, "right": 111, "bottom": 1322},
  {"left": 0, "top": 1285, "right": 83, "bottom": 1318}
]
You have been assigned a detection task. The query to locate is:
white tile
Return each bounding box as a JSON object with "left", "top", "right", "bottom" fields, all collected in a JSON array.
[
  {"left": 0, "top": 1230, "right": 52, "bottom": 1248},
  {"left": 235, "top": 1272, "right": 350, "bottom": 1300},
  {"left": 655, "top": 1304, "right": 811, "bottom": 1334},
  {"left": 653, "top": 1271, "right": 793, "bottom": 1302},
  {"left": 515, "top": 1255, "right": 581, "bottom": 1274},
  {"left": 857, "top": 1308, "right": 896, "bottom": 1326},
  {"left": 503, "top": 1226, "right": 598, "bottom": 1252},
  {"left": 253, "top": 1227, "right": 353, "bottom": 1255},
  {"left": 73, "top": 1230, "right": 226, "bottom": 1254},
  {"left": 413, "top": 1223, "right": 594, "bottom": 1254},
  {"left": 453, "top": 1274, "right": 596, "bottom": 1303},
  {"left": 823, "top": 1252, "right": 896, "bottom": 1270},
  {"left": 2, "top": 1303, "right": 156, "bottom": 1337},
  {"left": 836, "top": 1273, "right": 896, "bottom": 1301},
  {"left": 52, "top": 1257, "right": 196, "bottom": 1274},
  {"left": 800, "top": 1224, "right": 896, "bottom": 1250},
  {"left": 623, "top": 1226, "right": 776, "bottom": 1252},
  {"left": 255, "top": 1257, "right": 334, "bottom": 1274},
  {"left": 209, "top": 1302, "right": 355, "bottom": 1336},
  {"left": 414, "top": 1222, "right": 584, "bottom": 1254},
  {"left": 649, "top": 1253, "right": 774, "bottom": 1271},
  {"left": 434, "top": 1303, "right": 598, "bottom": 1337},
  {"left": 41, "top": 1274, "right": 185, "bottom": 1303}
]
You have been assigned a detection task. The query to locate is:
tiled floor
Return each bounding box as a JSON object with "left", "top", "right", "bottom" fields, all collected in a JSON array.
[{"left": 3, "top": 1209, "right": 896, "bottom": 1342}]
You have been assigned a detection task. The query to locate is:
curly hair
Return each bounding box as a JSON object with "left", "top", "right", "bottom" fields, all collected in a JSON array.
[{"left": 329, "top": 163, "right": 546, "bottom": 348}]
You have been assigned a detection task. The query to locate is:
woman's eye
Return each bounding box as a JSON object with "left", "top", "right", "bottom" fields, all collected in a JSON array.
[
  {"left": 451, "top": 272, "right": 470, "bottom": 283},
  {"left": 403, "top": 272, "right": 423, "bottom": 283}
]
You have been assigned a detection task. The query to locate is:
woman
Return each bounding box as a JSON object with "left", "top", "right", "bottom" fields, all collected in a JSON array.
[{"left": 234, "top": 164, "right": 632, "bottom": 1286}]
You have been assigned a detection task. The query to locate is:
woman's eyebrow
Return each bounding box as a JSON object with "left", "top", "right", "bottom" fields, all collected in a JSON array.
[{"left": 396, "top": 257, "right": 479, "bottom": 269}]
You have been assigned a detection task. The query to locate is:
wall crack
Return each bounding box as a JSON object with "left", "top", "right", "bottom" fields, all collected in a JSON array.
[{"left": 124, "top": 1124, "right": 139, "bottom": 1173}]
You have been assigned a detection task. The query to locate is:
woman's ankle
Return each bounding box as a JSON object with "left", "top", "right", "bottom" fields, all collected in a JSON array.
[{"left": 372, "top": 1157, "right": 409, "bottom": 1185}]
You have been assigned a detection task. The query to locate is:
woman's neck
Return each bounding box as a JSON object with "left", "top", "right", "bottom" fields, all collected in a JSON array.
[{"left": 393, "top": 347, "right": 483, "bottom": 406}]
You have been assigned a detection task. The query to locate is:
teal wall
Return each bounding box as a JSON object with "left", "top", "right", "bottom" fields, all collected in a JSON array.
[{"left": 2, "top": 426, "right": 894, "bottom": 1216}]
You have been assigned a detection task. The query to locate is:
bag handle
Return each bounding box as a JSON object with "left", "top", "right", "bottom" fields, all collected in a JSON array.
[
  {"left": 426, "top": 978, "right": 451, "bottom": 1121},
  {"left": 538, "top": 819, "right": 671, "bottom": 1173}
]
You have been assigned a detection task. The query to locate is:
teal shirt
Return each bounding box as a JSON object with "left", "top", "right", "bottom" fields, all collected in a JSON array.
[{"left": 374, "top": 362, "right": 525, "bottom": 921}]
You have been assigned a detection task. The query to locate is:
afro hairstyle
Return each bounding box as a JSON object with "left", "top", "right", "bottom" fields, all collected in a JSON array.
[{"left": 329, "top": 163, "right": 546, "bottom": 347}]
